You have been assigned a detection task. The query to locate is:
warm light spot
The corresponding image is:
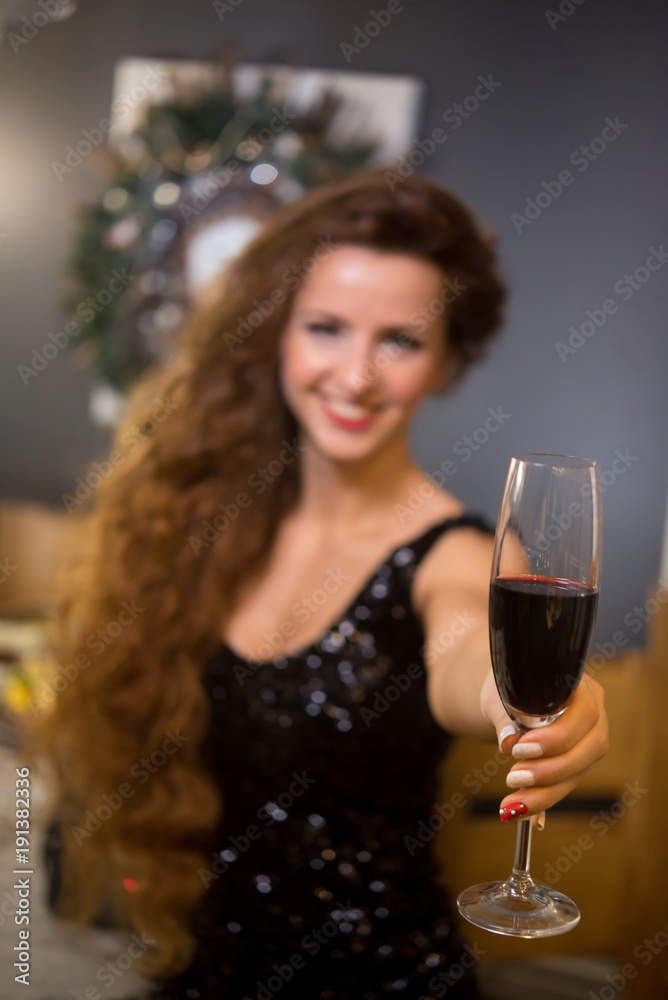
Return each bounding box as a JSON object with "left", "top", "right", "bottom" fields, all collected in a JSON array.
[{"left": 123, "top": 878, "right": 139, "bottom": 892}]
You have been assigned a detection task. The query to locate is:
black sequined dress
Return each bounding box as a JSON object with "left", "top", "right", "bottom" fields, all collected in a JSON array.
[{"left": 137, "top": 512, "right": 492, "bottom": 1000}]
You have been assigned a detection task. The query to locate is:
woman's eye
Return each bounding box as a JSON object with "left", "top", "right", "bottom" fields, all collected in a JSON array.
[
  {"left": 306, "top": 322, "right": 339, "bottom": 335},
  {"left": 386, "top": 332, "right": 423, "bottom": 350}
]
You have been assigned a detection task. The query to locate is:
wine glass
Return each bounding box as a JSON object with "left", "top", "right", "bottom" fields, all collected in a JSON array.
[{"left": 457, "top": 454, "right": 601, "bottom": 937}]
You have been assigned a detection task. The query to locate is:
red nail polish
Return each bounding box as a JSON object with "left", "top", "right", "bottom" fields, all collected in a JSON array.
[{"left": 499, "top": 801, "right": 528, "bottom": 822}]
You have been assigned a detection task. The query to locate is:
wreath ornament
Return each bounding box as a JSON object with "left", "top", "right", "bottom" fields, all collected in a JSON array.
[{"left": 62, "top": 66, "right": 377, "bottom": 418}]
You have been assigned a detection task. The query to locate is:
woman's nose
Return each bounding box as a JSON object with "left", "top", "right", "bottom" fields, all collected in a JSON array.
[{"left": 338, "top": 339, "right": 378, "bottom": 394}]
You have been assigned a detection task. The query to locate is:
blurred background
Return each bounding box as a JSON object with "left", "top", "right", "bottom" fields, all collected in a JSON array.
[{"left": 0, "top": 1, "right": 667, "bottom": 997}]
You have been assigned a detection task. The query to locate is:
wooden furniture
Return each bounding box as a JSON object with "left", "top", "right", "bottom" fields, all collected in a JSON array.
[{"left": 0, "top": 500, "right": 81, "bottom": 619}]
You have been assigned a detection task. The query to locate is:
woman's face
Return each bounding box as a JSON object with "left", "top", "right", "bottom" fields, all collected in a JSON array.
[{"left": 278, "top": 244, "right": 453, "bottom": 463}]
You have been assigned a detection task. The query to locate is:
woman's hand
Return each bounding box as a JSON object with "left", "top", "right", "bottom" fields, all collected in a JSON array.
[{"left": 480, "top": 668, "right": 609, "bottom": 825}]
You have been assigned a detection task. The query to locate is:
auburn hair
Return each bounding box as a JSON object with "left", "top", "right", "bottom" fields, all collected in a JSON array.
[{"left": 24, "top": 167, "right": 506, "bottom": 976}]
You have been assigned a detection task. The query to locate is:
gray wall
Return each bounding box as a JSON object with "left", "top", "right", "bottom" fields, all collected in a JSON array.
[{"left": 1, "top": 0, "right": 667, "bottom": 645}]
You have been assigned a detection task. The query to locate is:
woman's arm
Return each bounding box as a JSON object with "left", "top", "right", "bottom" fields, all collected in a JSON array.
[{"left": 413, "top": 527, "right": 609, "bottom": 819}]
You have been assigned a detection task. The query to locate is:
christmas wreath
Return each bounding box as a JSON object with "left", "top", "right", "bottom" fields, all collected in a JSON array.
[{"left": 62, "top": 70, "right": 377, "bottom": 393}]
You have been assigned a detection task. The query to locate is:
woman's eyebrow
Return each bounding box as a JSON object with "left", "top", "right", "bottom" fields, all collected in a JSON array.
[
  {"left": 293, "top": 309, "right": 344, "bottom": 323},
  {"left": 293, "top": 309, "right": 424, "bottom": 336}
]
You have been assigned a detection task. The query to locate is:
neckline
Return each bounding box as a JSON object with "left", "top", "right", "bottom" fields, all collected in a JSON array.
[{"left": 218, "top": 512, "right": 469, "bottom": 666}]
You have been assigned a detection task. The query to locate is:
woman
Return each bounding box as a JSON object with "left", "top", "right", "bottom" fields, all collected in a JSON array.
[{"left": 31, "top": 168, "right": 608, "bottom": 999}]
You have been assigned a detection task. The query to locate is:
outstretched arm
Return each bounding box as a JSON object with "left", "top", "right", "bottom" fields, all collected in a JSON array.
[{"left": 413, "top": 526, "right": 609, "bottom": 821}]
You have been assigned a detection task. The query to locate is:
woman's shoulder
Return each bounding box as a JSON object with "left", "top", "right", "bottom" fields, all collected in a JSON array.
[{"left": 408, "top": 483, "right": 494, "bottom": 614}]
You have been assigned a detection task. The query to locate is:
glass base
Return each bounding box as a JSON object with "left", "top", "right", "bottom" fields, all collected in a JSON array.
[{"left": 456, "top": 879, "right": 581, "bottom": 938}]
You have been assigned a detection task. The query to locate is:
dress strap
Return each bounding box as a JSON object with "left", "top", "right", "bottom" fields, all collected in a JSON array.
[{"left": 398, "top": 512, "right": 495, "bottom": 569}]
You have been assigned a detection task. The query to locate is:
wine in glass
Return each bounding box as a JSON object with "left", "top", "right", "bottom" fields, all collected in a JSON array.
[{"left": 457, "top": 453, "right": 601, "bottom": 937}]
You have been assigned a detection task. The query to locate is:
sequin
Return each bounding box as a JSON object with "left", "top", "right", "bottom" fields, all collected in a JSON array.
[
  {"left": 119, "top": 512, "right": 495, "bottom": 1000},
  {"left": 264, "top": 802, "right": 287, "bottom": 822}
]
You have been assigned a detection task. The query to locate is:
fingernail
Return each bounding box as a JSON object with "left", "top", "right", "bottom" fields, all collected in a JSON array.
[
  {"left": 499, "top": 801, "right": 528, "bottom": 822},
  {"left": 532, "top": 810, "right": 546, "bottom": 831},
  {"left": 506, "top": 769, "right": 535, "bottom": 789},
  {"left": 512, "top": 742, "right": 543, "bottom": 759},
  {"left": 498, "top": 724, "right": 516, "bottom": 752}
]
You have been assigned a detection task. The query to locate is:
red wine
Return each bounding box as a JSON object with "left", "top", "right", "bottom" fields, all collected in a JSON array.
[{"left": 489, "top": 575, "right": 598, "bottom": 717}]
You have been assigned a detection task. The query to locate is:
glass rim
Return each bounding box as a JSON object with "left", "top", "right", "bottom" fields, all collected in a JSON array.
[{"left": 511, "top": 453, "right": 599, "bottom": 469}]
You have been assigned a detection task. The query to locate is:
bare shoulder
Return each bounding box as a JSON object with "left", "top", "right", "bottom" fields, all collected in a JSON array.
[{"left": 411, "top": 512, "right": 494, "bottom": 619}]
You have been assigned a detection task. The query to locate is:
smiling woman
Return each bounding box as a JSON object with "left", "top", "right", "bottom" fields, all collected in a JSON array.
[
  {"left": 278, "top": 246, "right": 451, "bottom": 460},
  {"left": 25, "top": 168, "right": 608, "bottom": 999}
]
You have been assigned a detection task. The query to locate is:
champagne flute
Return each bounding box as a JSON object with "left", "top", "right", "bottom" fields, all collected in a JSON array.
[{"left": 457, "top": 454, "right": 601, "bottom": 937}]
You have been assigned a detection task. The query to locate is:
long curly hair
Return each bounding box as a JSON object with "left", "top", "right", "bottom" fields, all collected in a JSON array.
[{"left": 24, "top": 167, "right": 507, "bottom": 976}]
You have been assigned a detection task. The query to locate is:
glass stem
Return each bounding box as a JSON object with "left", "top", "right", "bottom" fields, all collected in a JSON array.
[{"left": 508, "top": 817, "right": 534, "bottom": 892}]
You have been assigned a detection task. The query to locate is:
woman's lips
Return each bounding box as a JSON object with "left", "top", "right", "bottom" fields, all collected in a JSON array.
[{"left": 319, "top": 395, "right": 380, "bottom": 431}]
